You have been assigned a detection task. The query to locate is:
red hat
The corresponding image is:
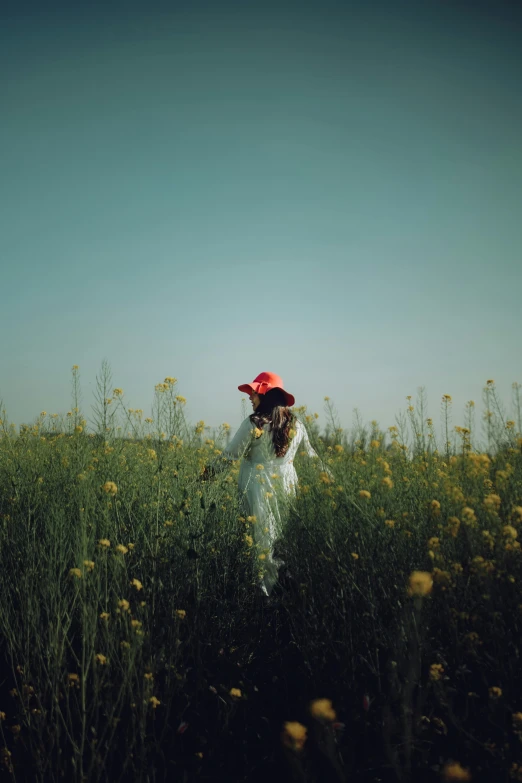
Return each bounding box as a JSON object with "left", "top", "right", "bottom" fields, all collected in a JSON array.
[{"left": 238, "top": 371, "right": 295, "bottom": 407}]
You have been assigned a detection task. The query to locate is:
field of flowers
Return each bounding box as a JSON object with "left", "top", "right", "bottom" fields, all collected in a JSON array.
[{"left": 1, "top": 365, "right": 522, "bottom": 782}]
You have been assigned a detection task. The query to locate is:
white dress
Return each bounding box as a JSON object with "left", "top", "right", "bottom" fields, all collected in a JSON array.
[{"left": 220, "top": 417, "right": 320, "bottom": 596}]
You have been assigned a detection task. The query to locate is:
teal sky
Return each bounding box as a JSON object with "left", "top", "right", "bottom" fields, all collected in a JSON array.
[{"left": 2, "top": 0, "right": 521, "bottom": 437}]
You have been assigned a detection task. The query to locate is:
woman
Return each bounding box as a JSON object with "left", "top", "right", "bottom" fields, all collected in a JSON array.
[{"left": 206, "top": 372, "right": 325, "bottom": 598}]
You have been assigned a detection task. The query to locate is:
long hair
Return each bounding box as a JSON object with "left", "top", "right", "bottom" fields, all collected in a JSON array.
[{"left": 249, "top": 388, "right": 295, "bottom": 458}]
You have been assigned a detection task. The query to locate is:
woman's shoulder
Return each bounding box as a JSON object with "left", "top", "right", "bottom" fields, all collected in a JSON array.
[
  {"left": 238, "top": 416, "right": 255, "bottom": 431},
  {"left": 238, "top": 416, "right": 268, "bottom": 434}
]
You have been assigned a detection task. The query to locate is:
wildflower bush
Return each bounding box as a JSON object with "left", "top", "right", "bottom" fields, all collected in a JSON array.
[{"left": 0, "top": 366, "right": 521, "bottom": 782}]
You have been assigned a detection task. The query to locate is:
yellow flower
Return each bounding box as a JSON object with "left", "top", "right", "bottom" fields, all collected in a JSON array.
[
  {"left": 144, "top": 672, "right": 153, "bottom": 680},
  {"left": 442, "top": 761, "right": 471, "bottom": 781},
  {"left": 83, "top": 560, "right": 95, "bottom": 572},
  {"left": 442, "top": 394, "right": 452, "bottom": 402},
  {"left": 116, "top": 544, "right": 129, "bottom": 555},
  {"left": 130, "top": 578, "right": 143, "bottom": 591},
  {"left": 512, "top": 712, "right": 522, "bottom": 728},
  {"left": 259, "top": 554, "right": 266, "bottom": 560},
  {"left": 381, "top": 476, "right": 394, "bottom": 489},
  {"left": 175, "top": 395, "right": 186, "bottom": 404},
  {"left": 408, "top": 571, "right": 433, "bottom": 597},
  {"left": 309, "top": 698, "right": 336, "bottom": 722},
  {"left": 69, "top": 568, "right": 82, "bottom": 579},
  {"left": 244, "top": 535, "right": 253, "bottom": 547},
  {"left": 385, "top": 519, "right": 395, "bottom": 528},
  {"left": 229, "top": 687, "right": 242, "bottom": 699},
  {"left": 100, "top": 612, "right": 110, "bottom": 621},
  {"left": 489, "top": 686, "right": 502, "bottom": 699},
  {"left": 484, "top": 493, "right": 501, "bottom": 511},
  {"left": 428, "top": 537, "right": 440, "bottom": 550},
  {"left": 486, "top": 379, "right": 495, "bottom": 386},
  {"left": 149, "top": 696, "right": 161, "bottom": 708},
  {"left": 75, "top": 425, "right": 83, "bottom": 434},
  {"left": 503, "top": 525, "right": 518, "bottom": 539},
  {"left": 256, "top": 464, "right": 264, "bottom": 470},
  {"left": 68, "top": 673, "right": 80, "bottom": 684},
  {"left": 496, "top": 469, "right": 510, "bottom": 488},
  {"left": 95, "top": 654, "right": 107, "bottom": 665},
  {"left": 461, "top": 507, "right": 477, "bottom": 526},
  {"left": 40, "top": 411, "right": 47, "bottom": 416},
  {"left": 359, "top": 490, "right": 371, "bottom": 499},
  {"left": 446, "top": 517, "right": 461, "bottom": 538},
  {"left": 176, "top": 609, "right": 186, "bottom": 620},
  {"left": 98, "top": 539, "right": 111, "bottom": 548},
  {"left": 118, "top": 599, "right": 130, "bottom": 612},
  {"left": 432, "top": 568, "right": 452, "bottom": 587},
  {"left": 102, "top": 481, "right": 118, "bottom": 496},
  {"left": 253, "top": 428, "right": 263, "bottom": 439},
  {"left": 429, "top": 663, "right": 445, "bottom": 681},
  {"left": 351, "top": 552, "right": 359, "bottom": 560},
  {"left": 113, "top": 388, "right": 123, "bottom": 396},
  {"left": 281, "top": 721, "right": 307, "bottom": 751}
]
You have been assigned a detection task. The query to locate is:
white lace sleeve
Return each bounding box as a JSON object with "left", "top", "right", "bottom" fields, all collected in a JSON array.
[
  {"left": 205, "top": 417, "right": 253, "bottom": 476},
  {"left": 298, "top": 420, "right": 334, "bottom": 477},
  {"left": 223, "top": 417, "right": 254, "bottom": 460},
  {"left": 299, "top": 420, "right": 319, "bottom": 458}
]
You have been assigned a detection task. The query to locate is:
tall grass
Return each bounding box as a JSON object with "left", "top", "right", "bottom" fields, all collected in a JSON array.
[{"left": 0, "top": 367, "right": 521, "bottom": 782}]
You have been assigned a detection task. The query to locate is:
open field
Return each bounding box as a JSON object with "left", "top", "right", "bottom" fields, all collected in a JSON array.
[{"left": 1, "top": 369, "right": 522, "bottom": 782}]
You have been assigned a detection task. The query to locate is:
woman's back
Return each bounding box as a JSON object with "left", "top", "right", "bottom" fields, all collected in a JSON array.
[
  {"left": 219, "top": 416, "right": 319, "bottom": 502},
  {"left": 244, "top": 418, "right": 317, "bottom": 466}
]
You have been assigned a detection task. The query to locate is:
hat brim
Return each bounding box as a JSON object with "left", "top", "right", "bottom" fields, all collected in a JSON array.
[{"left": 238, "top": 383, "right": 295, "bottom": 407}]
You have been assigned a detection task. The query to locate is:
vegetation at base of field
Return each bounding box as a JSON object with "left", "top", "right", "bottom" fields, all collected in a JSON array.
[{"left": 0, "top": 364, "right": 521, "bottom": 782}]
